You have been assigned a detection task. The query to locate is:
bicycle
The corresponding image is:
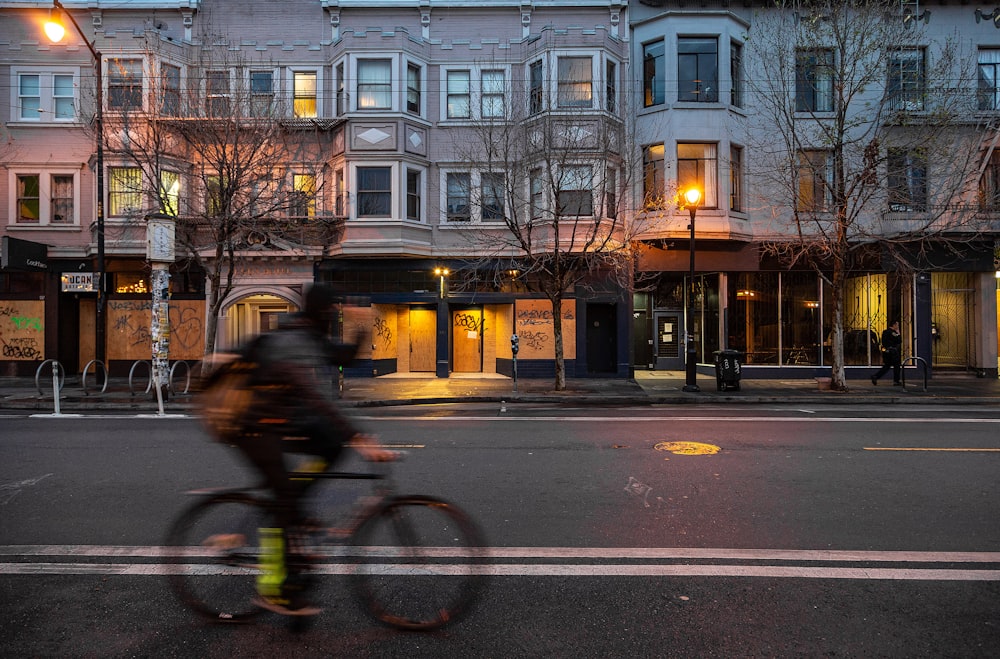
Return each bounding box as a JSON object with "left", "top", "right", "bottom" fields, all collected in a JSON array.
[{"left": 164, "top": 454, "right": 489, "bottom": 630}]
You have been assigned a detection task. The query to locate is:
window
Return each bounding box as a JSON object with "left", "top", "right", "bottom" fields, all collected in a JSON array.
[
  {"left": 161, "top": 64, "right": 181, "bottom": 115},
  {"left": 336, "top": 62, "right": 346, "bottom": 115},
  {"left": 293, "top": 71, "right": 317, "bottom": 118},
  {"left": 888, "top": 148, "right": 927, "bottom": 212},
  {"left": 557, "top": 57, "right": 592, "bottom": 108},
  {"left": 678, "top": 37, "right": 718, "bottom": 102},
  {"left": 250, "top": 70, "right": 274, "bottom": 116},
  {"left": 796, "top": 49, "right": 835, "bottom": 113},
  {"left": 12, "top": 172, "right": 76, "bottom": 225},
  {"left": 357, "top": 167, "right": 391, "bottom": 217},
  {"left": 643, "top": 144, "right": 665, "bottom": 208},
  {"left": 333, "top": 168, "right": 346, "bottom": 217},
  {"left": 979, "top": 150, "right": 1000, "bottom": 210},
  {"left": 730, "top": 41, "right": 743, "bottom": 108},
  {"left": 797, "top": 150, "right": 834, "bottom": 212},
  {"left": 677, "top": 143, "right": 718, "bottom": 207},
  {"left": 605, "top": 167, "right": 618, "bottom": 218},
  {"left": 978, "top": 49, "right": 1000, "bottom": 111},
  {"left": 16, "top": 71, "right": 75, "bottom": 121},
  {"left": 529, "top": 60, "right": 544, "bottom": 115},
  {"left": 888, "top": 48, "right": 925, "bottom": 111},
  {"left": 730, "top": 146, "right": 743, "bottom": 212},
  {"left": 358, "top": 59, "right": 392, "bottom": 110},
  {"left": 481, "top": 173, "right": 505, "bottom": 221},
  {"left": 407, "top": 63, "right": 421, "bottom": 114},
  {"left": 447, "top": 70, "right": 471, "bottom": 119},
  {"left": 107, "top": 59, "right": 143, "bottom": 111},
  {"left": 606, "top": 60, "right": 617, "bottom": 113},
  {"left": 290, "top": 174, "right": 316, "bottom": 219},
  {"left": 206, "top": 69, "right": 230, "bottom": 116},
  {"left": 530, "top": 168, "right": 544, "bottom": 219},
  {"left": 557, "top": 166, "right": 593, "bottom": 216},
  {"left": 159, "top": 171, "right": 180, "bottom": 216},
  {"left": 406, "top": 169, "right": 421, "bottom": 221},
  {"left": 206, "top": 175, "right": 225, "bottom": 217},
  {"left": 482, "top": 70, "right": 505, "bottom": 118},
  {"left": 109, "top": 167, "right": 142, "bottom": 216},
  {"left": 447, "top": 173, "right": 471, "bottom": 221},
  {"left": 643, "top": 40, "right": 665, "bottom": 107}
]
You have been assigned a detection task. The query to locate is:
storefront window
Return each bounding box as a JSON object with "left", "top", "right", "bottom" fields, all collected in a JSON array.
[
  {"left": 782, "top": 271, "right": 821, "bottom": 365},
  {"left": 729, "top": 273, "right": 778, "bottom": 364}
]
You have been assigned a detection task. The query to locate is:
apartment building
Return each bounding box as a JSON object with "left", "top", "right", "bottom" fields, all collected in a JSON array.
[{"left": 2, "top": 0, "right": 998, "bottom": 381}]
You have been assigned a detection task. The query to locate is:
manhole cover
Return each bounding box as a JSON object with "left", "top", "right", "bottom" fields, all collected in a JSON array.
[{"left": 654, "top": 441, "right": 721, "bottom": 456}]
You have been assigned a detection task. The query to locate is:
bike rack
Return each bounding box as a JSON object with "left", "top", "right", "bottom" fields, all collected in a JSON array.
[
  {"left": 168, "top": 360, "right": 193, "bottom": 395},
  {"left": 901, "top": 356, "right": 929, "bottom": 392},
  {"left": 35, "top": 359, "right": 65, "bottom": 397},
  {"left": 81, "top": 359, "right": 109, "bottom": 395},
  {"left": 128, "top": 360, "right": 154, "bottom": 396}
]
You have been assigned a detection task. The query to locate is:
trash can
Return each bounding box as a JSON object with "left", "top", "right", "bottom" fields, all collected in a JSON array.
[{"left": 713, "top": 350, "right": 742, "bottom": 392}]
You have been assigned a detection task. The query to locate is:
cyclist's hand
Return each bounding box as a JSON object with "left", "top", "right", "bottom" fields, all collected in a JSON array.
[{"left": 350, "top": 434, "right": 399, "bottom": 462}]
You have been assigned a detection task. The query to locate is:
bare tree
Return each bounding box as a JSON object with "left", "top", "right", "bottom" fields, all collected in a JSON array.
[
  {"left": 743, "top": 0, "right": 989, "bottom": 390},
  {"left": 103, "top": 33, "right": 341, "bottom": 357},
  {"left": 447, "top": 66, "right": 646, "bottom": 390}
]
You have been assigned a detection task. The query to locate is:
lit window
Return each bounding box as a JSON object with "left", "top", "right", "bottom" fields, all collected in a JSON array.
[
  {"left": 159, "top": 171, "right": 180, "bottom": 217},
  {"left": 677, "top": 143, "right": 718, "bottom": 207},
  {"left": 293, "top": 71, "right": 317, "bottom": 118},
  {"left": 109, "top": 167, "right": 143, "bottom": 216},
  {"left": 291, "top": 173, "right": 316, "bottom": 219},
  {"left": 643, "top": 41, "right": 665, "bottom": 107},
  {"left": 797, "top": 150, "right": 834, "bottom": 212}
]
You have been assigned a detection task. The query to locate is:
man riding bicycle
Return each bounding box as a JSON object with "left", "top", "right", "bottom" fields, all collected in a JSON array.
[{"left": 216, "top": 284, "right": 391, "bottom": 616}]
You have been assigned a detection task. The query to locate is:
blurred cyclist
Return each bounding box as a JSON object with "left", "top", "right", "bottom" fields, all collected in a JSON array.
[{"left": 225, "top": 283, "right": 390, "bottom": 616}]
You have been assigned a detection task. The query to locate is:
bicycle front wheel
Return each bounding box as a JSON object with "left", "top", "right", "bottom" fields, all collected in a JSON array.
[
  {"left": 349, "top": 495, "right": 489, "bottom": 630},
  {"left": 164, "top": 493, "right": 272, "bottom": 622}
]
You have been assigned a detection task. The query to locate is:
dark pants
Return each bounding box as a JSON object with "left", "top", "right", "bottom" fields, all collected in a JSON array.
[{"left": 873, "top": 351, "right": 901, "bottom": 383}]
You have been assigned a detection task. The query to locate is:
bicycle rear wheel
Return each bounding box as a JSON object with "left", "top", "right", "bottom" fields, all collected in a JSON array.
[
  {"left": 165, "top": 493, "right": 271, "bottom": 622},
  {"left": 349, "top": 495, "right": 489, "bottom": 630}
]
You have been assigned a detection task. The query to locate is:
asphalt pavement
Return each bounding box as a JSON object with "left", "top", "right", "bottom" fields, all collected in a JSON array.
[{"left": 3, "top": 368, "right": 1000, "bottom": 413}]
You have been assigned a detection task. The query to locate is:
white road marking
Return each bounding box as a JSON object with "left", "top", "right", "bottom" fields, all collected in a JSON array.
[
  {"left": 1, "top": 546, "right": 997, "bottom": 581},
  {"left": 357, "top": 416, "right": 1000, "bottom": 424}
]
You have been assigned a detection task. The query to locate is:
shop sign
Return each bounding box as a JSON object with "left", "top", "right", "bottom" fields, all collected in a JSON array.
[{"left": 61, "top": 272, "right": 100, "bottom": 293}]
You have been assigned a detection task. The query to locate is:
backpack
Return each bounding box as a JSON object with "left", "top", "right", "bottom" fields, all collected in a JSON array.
[{"left": 197, "top": 334, "right": 270, "bottom": 441}]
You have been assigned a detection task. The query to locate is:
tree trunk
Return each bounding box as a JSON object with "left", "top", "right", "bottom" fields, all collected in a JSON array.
[{"left": 552, "top": 295, "right": 566, "bottom": 391}]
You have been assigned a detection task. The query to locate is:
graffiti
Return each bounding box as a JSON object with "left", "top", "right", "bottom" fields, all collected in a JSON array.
[
  {"left": 110, "top": 300, "right": 153, "bottom": 311},
  {"left": 115, "top": 313, "right": 153, "bottom": 348},
  {"left": 453, "top": 313, "right": 484, "bottom": 333},
  {"left": 0, "top": 306, "right": 17, "bottom": 317},
  {"left": 516, "top": 308, "right": 575, "bottom": 325},
  {"left": 169, "top": 306, "right": 202, "bottom": 351},
  {"left": 518, "top": 330, "right": 548, "bottom": 351},
  {"left": 11, "top": 317, "right": 43, "bottom": 331},
  {"left": 1, "top": 337, "right": 43, "bottom": 360},
  {"left": 373, "top": 317, "right": 393, "bottom": 347}
]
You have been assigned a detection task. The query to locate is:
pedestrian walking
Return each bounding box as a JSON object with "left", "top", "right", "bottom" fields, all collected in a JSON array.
[{"left": 871, "top": 320, "right": 902, "bottom": 386}]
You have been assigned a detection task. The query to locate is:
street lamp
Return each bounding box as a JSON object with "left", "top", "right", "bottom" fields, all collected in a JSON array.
[
  {"left": 434, "top": 267, "right": 449, "bottom": 298},
  {"left": 682, "top": 188, "right": 701, "bottom": 393},
  {"left": 45, "top": 0, "right": 106, "bottom": 373}
]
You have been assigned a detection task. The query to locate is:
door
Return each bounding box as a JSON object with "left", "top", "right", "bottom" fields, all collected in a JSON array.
[
  {"left": 586, "top": 303, "right": 617, "bottom": 373},
  {"left": 452, "top": 309, "right": 483, "bottom": 372},
  {"left": 632, "top": 309, "right": 653, "bottom": 369},
  {"left": 654, "top": 310, "right": 684, "bottom": 370},
  {"left": 409, "top": 308, "right": 436, "bottom": 372}
]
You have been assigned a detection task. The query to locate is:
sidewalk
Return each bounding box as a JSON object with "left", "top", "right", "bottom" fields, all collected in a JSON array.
[{"left": 3, "top": 369, "right": 1000, "bottom": 413}]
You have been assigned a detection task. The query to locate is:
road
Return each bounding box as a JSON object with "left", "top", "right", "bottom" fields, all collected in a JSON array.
[{"left": 1, "top": 404, "right": 998, "bottom": 657}]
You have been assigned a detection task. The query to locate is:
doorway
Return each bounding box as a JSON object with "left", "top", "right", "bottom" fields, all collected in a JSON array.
[
  {"left": 586, "top": 303, "right": 617, "bottom": 373},
  {"left": 452, "top": 308, "right": 483, "bottom": 372},
  {"left": 409, "top": 308, "right": 436, "bottom": 372}
]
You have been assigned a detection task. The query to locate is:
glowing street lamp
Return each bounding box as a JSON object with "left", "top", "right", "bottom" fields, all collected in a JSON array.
[
  {"left": 434, "top": 267, "right": 450, "bottom": 299},
  {"left": 682, "top": 188, "right": 701, "bottom": 393},
  {"left": 46, "top": 0, "right": 107, "bottom": 373}
]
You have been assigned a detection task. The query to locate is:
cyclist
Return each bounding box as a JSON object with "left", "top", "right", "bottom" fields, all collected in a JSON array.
[{"left": 225, "top": 283, "right": 390, "bottom": 616}]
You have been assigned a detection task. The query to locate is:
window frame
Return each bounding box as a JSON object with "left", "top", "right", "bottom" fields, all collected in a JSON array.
[
  {"left": 887, "top": 147, "right": 927, "bottom": 212},
  {"left": 677, "top": 37, "right": 719, "bottom": 103},
  {"left": 109, "top": 166, "right": 144, "bottom": 217},
  {"left": 158, "top": 170, "right": 181, "bottom": 217},
  {"left": 529, "top": 59, "right": 545, "bottom": 115},
  {"left": 643, "top": 40, "right": 665, "bottom": 107},
  {"left": 887, "top": 47, "right": 925, "bottom": 112},
  {"left": 676, "top": 142, "right": 719, "bottom": 208},
  {"left": 446, "top": 69, "right": 472, "bottom": 119},
  {"left": 730, "top": 145, "right": 744, "bottom": 213},
  {"left": 730, "top": 40, "right": 744, "bottom": 108},
  {"left": 481, "top": 172, "right": 506, "bottom": 222},
  {"left": 978, "top": 49, "right": 1000, "bottom": 112},
  {"left": 290, "top": 69, "right": 320, "bottom": 119},
  {"left": 482, "top": 69, "right": 506, "bottom": 119},
  {"left": 357, "top": 58, "right": 393, "bottom": 111},
  {"left": 795, "top": 48, "right": 835, "bottom": 113},
  {"left": 13, "top": 67, "right": 78, "bottom": 122},
  {"left": 205, "top": 68, "right": 232, "bottom": 117},
  {"left": 445, "top": 171, "right": 472, "bottom": 222},
  {"left": 556, "top": 165, "right": 594, "bottom": 217},
  {"left": 107, "top": 58, "right": 144, "bottom": 112},
  {"left": 249, "top": 69, "right": 275, "bottom": 117},
  {"left": 290, "top": 172, "right": 317, "bottom": 220},
  {"left": 160, "top": 63, "right": 182, "bottom": 116},
  {"left": 606, "top": 59, "right": 618, "bottom": 113},
  {"left": 556, "top": 55, "right": 594, "bottom": 109},
  {"left": 406, "top": 61, "right": 423, "bottom": 115},
  {"left": 406, "top": 167, "right": 422, "bottom": 221},
  {"left": 10, "top": 171, "right": 78, "bottom": 226},
  {"left": 355, "top": 165, "right": 394, "bottom": 218},
  {"left": 643, "top": 144, "right": 665, "bottom": 209},
  {"left": 979, "top": 149, "right": 1000, "bottom": 210},
  {"left": 797, "top": 149, "right": 835, "bottom": 213}
]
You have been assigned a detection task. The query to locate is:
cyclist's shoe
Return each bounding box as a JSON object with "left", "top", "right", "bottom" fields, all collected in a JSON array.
[{"left": 253, "top": 593, "right": 322, "bottom": 617}]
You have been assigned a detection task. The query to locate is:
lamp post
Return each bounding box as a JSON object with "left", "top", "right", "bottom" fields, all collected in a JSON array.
[
  {"left": 46, "top": 0, "right": 106, "bottom": 373},
  {"left": 682, "top": 188, "right": 701, "bottom": 393},
  {"left": 434, "top": 267, "right": 450, "bottom": 299}
]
